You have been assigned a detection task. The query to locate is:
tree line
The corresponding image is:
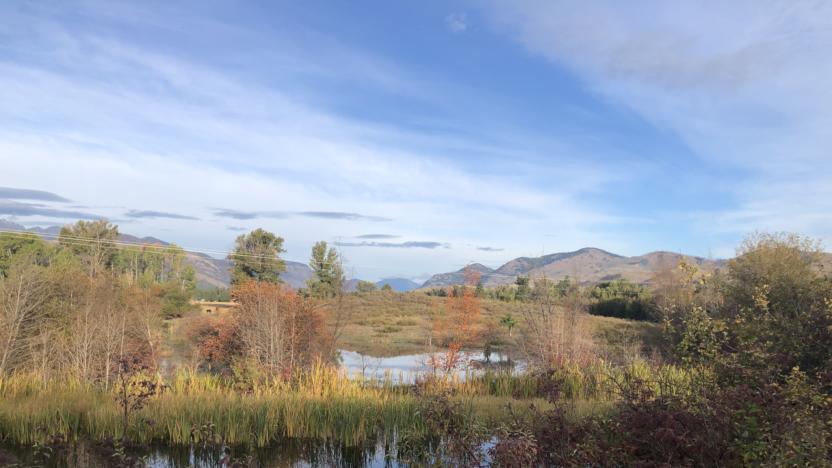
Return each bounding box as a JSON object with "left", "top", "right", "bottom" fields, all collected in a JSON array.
[
  {"left": 0, "top": 220, "right": 195, "bottom": 385},
  {"left": 0, "top": 221, "right": 350, "bottom": 384}
]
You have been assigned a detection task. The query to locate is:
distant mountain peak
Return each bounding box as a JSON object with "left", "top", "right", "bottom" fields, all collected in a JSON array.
[
  {"left": 376, "top": 277, "right": 420, "bottom": 292},
  {"left": 465, "top": 263, "right": 495, "bottom": 272}
]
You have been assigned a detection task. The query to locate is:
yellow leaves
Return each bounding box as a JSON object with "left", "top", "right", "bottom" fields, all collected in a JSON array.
[
  {"left": 752, "top": 284, "right": 771, "bottom": 312},
  {"left": 676, "top": 259, "right": 699, "bottom": 283}
]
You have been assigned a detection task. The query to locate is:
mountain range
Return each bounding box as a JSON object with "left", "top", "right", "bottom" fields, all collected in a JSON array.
[
  {"left": 8, "top": 219, "right": 826, "bottom": 291},
  {"left": 421, "top": 247, "right": 726, "bottom": 288}
]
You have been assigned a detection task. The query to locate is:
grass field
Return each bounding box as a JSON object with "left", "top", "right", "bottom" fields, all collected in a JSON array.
[
  {"left": 334, "top": 291, "right": 661, "bottom": 357},
  {"left": 169, "top": 291, "right": 660, "bottom": 359}
]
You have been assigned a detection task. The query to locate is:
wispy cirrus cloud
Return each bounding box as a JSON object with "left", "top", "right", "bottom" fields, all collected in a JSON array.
[
  {"left": 335, "top": 240, "right": 447, "bottom": 249},
  {"left": 479, "top": 0, "right": 832, "bottom": 246},
  {"left": 126, "top": 209, "right": 198, "bottom": 220},
  {"left": 476, "top": 246, "right": 504, "bottom": 252},
  {"left": 0, "top": 201, "right": 100, "bottom": 219},
  {"left": 213, "top": 209, "right": 390, "bottom": 222},
  {"left": 298, "top": 211, "right": 391, "bottom": 222},
  {"left": 0, "top": 186, "right": 70, "bottom": 202},
  {"left": 355, "top": 234, "right": 400, "bottom": 239},
  {"left": 212, "top": 209, "right": 282, "bottom": 221}
]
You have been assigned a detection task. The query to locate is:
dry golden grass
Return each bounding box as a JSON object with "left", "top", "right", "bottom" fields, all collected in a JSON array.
[
  {"left": 164, "top": 291, "right": 658, "bottom": 359},
  {"left": 337, "top": 291, "right": 659, "bottom": 357}
]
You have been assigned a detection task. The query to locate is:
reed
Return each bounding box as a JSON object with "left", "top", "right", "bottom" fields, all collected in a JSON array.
[
  {"left": 0, "top": 360, "right": 699, "bottom": 448},
  {"left": 0, "top": 364, "right": 422, "bottom": 447},
  {"left": 415, "top": 359, "right": 695, "bottom": 402}
]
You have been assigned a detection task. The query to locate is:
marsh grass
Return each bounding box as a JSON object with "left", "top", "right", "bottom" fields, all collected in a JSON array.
[
  {"left": 0, "top": 360, "right": 696, "bottom": 448},
  {"left": 0, "top": 364, "right": 420, "bottom": 447}
]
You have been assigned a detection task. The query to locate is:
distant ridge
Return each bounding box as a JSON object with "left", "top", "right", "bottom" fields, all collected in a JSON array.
[
  {"left": 376, "top": 277, "right": 420, "bottom": 292},
  {"left": 421, "top": 247, "right": 725, "bottom": 288},
  {"left": 420, "top": 263, "right": 494, "bottom": 288},
  {"left": 8, "top": 219, "right": 826, "bottom": 292}
]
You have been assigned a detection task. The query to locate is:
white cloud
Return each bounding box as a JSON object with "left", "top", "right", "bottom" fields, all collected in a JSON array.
[{"left": 0, "top": 3, "right": 639, "bottom": 278}]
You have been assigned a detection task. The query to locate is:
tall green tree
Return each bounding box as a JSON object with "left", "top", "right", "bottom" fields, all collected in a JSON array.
[
  {"left": 306, "top": 241, "right": 344, "bottom": 299},
  {"left": 499, "top": 313, "right": 517, "bottom": 337},
  {"left": 0, "top": 233, "right": 51, "bottom": 277},
  {"left": 228, "top": 229, "right": 286, "bottom": 285},
  {"left": 515, "top": 275, "right": 531, "bottom": 302},
  {"left": 59, "top": 220, "right": 119, "bottom": 277}
]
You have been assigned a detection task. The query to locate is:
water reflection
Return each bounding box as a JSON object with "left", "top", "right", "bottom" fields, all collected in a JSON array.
[
  {"left": 1, "top": 437, "right": 403, "bottom": 467},
  {"left": 0, "top": 353, "right": 517, "bottom": 466},
  {"left": 338, "top": 350, "right": 523, "bottom": 383}
]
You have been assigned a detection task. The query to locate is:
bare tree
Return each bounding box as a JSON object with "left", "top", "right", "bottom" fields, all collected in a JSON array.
[
  {"left": 0, "top": 259, "right": 48, "bottom": 375},
  {"left": 519, "top": 277, "right": 592, "bottom": 369},
  {"left": 129, "top": 285, "right": 164, "bottom": 370},
  {"left": 233, "top": 281, "right": 326, "bottom": 377},
  {"left": 64, "top": 276, "right": 109, "bottom": 382}
]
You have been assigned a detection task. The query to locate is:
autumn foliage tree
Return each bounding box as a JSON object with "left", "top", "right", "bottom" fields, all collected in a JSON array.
[
  {"left": 428, "top": 266, "right": 482, "bottom": 374},
  {"left": 184, "top": 314, "right": 241, "bottom": 372},
  {"left": 0, "top": 221, "right": 184, "bottom": 386},
  {"left": 232, "top": 280, "right": 329, "bottom": 377}
]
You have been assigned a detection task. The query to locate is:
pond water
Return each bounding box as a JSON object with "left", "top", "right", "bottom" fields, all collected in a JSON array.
[
  {"left": 338, "top": 350, "right": 523, "bottom": 383},
  {"left": 1, "top": 353, "right": 512, "bottom": 466},
  {"left": 0, "top": 436, "right": 494, "bottom": 467},
  {"left": 0, "top": 437, "right": 405, "bottom": 467}
]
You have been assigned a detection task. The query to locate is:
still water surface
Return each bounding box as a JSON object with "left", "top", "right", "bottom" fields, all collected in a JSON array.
[{"left": 1, "top": 351, "right": 514, "bottom": 467}]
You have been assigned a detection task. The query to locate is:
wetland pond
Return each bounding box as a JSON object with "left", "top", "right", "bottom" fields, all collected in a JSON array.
[
  {"left": 0, "top": 351, "right": 517, "bottom": 467},
  {"left": 339, "top": 350, "right": 523, "bottom": 383}
]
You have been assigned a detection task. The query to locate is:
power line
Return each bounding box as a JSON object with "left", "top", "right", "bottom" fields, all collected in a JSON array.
[
  {"left": 1, "top": 229, "right": 542, "bottom": 278},
  {"left": 0, "top": 228, "right": 255, "bottom": 258},
  {"left": 0, "top": 229, "right": 391, "bottom": 270}
]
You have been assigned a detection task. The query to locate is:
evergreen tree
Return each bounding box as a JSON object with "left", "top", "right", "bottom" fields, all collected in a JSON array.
[{"left": 306, "top": 241, "right": 344, "bottom": 299}]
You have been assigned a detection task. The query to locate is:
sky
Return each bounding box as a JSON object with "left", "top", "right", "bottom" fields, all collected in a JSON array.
[{"left": 1, "top": 0, "right": 830, "bottom": 281}]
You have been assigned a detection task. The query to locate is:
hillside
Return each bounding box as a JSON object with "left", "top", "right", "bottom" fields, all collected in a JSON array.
[
  {"left": 421, "top": 263, "right": 495, "bottom": 288},
  {"left": 423, "top": 247, "right": 725, "bottom": 288}
]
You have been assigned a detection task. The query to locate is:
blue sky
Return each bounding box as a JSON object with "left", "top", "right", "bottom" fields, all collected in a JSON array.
[{"left": 1, "top": 0, "right": 830, "bottom": 281}]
